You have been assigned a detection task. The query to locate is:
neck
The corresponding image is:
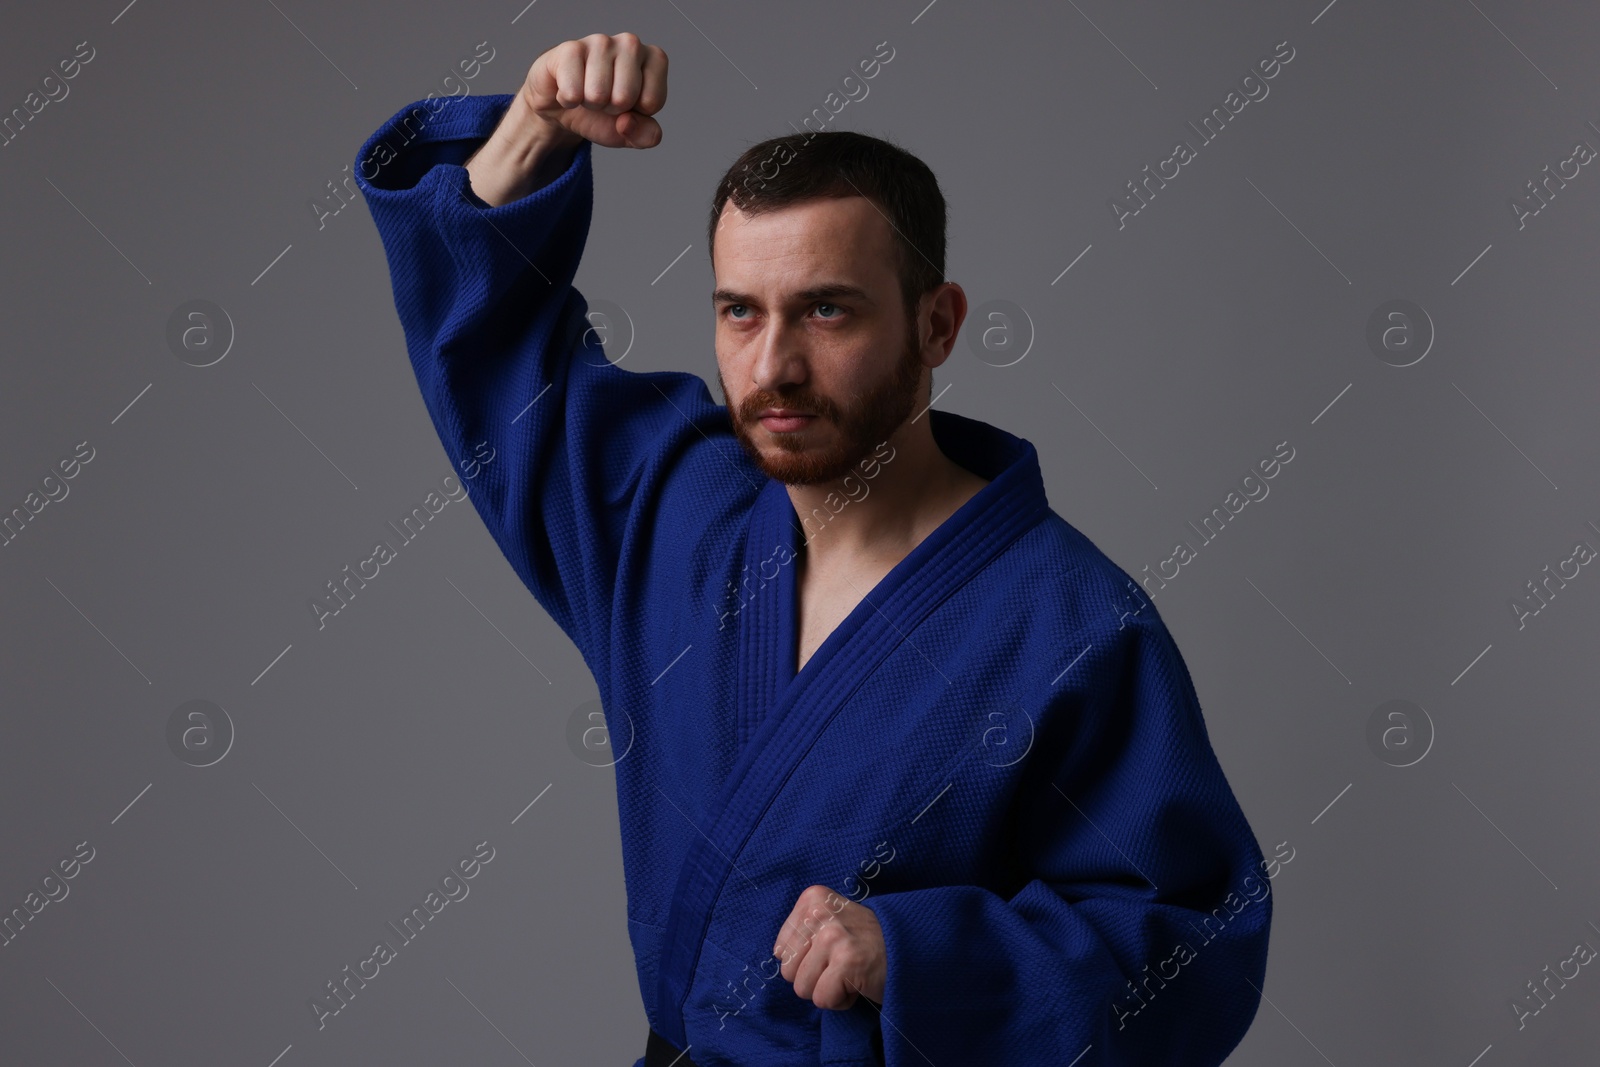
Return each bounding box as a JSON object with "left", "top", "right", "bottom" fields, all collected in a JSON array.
[{"left": 785, "top": 413, "right": 982, "bottom": 566}]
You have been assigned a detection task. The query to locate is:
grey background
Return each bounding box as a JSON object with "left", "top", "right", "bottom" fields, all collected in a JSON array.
[{"left": 1, "top": 0, "right": 1596, "bottom": 1063}]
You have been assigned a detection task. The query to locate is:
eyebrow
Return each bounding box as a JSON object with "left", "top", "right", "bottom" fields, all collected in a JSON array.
[{"left": 711, "top": 283, "right": 874, "bottom": 307}]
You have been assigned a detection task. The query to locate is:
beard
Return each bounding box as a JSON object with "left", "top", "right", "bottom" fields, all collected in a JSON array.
[{"left": 722, "top": 321, "right": 924, "bottom": 486}]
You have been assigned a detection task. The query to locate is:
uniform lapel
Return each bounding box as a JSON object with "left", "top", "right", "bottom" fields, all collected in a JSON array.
[
  {"left": 654, "top": 411, "right": 1053, "bottom": 1049},
  {"left": 733, "top": 477, "right": 803, "bottom": 754}
]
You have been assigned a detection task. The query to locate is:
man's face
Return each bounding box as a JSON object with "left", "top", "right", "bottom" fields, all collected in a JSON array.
[{"left": 711, "top": 195, "right": 925, "bottom": 486}]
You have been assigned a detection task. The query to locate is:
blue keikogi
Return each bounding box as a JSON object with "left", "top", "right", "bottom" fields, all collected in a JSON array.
[{"left": 355, "top": 93, "right": 1272, "bottom": 1067}]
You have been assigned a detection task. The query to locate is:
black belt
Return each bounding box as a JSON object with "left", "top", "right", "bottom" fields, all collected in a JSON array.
[{"left": 645, "top": 1027, "right": 705, "bottom": 1067}]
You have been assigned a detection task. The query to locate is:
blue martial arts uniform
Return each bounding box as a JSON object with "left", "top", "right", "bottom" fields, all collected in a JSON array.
[{"left": 355, "top": 93, "right": 1271, "bottom": 1067}]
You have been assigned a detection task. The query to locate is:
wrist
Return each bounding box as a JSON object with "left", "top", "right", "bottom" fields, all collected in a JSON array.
[{"left": 465, "top": 91, "right": 585, "bottom": 207}]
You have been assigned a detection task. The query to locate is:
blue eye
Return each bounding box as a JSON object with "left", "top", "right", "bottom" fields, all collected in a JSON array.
[
  {"left": 815, "top": 303, "right": 841, "bottom": 318},
  {"left": 727, "top": 304, "right": 749, "bottom": 319}
]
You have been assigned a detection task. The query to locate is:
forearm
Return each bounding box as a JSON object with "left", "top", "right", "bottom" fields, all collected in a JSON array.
[{"left": 463, "top": 88, "right": 585, "bottom": 207}]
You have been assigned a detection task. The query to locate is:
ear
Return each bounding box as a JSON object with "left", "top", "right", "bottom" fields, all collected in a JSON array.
[{"left": 922, "top": 282, "right": 967, "bottom": 368}]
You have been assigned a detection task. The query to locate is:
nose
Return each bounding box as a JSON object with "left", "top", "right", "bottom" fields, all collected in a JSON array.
[{"left": 749, "top": 315, "right": 808, "bottom": 394}]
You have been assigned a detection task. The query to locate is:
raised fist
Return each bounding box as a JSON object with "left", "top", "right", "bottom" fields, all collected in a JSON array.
[{"left": 519, "top": 32, "right": 668, "bottom": 150}]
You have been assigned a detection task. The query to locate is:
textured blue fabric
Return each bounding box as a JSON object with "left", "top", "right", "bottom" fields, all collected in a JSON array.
[{"left": 356, "top": 93, "right": 1272, "bottom": 1067}]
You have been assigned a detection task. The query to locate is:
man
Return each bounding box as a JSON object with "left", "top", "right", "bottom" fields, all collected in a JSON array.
[{"left": 355, "top": 31, "right": 1271, "bottom": 1067}]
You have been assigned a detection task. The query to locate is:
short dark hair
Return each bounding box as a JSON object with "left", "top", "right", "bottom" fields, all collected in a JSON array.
[{"left": 707, "top": 130, "right": 947, "bottom": 319}]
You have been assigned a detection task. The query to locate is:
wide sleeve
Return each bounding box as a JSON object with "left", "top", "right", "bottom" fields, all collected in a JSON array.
[
  {"left": 859, "top": 613, "right": 1272, "bottom": 1066},
  {"left": 352, "top": 94, "right": 726, "bottom": 661}
]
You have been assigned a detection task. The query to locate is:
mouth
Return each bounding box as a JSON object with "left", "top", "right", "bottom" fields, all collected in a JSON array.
[{"left": 757, "top": 409, "right": 818, "bottom": 433}]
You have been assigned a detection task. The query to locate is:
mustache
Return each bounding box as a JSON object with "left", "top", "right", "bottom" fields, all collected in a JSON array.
[{"left": 739, "top": 389, "right": 838, "bottom": 421}]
